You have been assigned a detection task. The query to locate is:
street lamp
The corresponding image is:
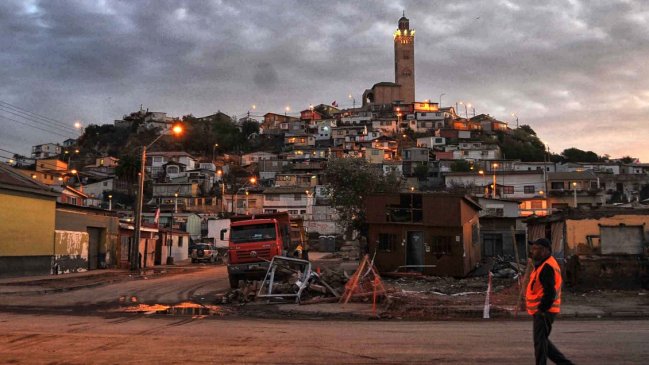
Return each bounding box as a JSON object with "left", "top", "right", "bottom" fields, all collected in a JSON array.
[
  {"left": 108, "top": 194, "right": 113, "bottom": 211},
  {"left": 491, "top": 163, "right": 498, "bottom": 198},
  {"left": 512, "top": 113, "right": 519, "bottom": 128},
  {"left": 217, "top": 170, "right": 225, "bottom": 213},
  {"left": 467, "top": 103, "right": 475, "bottom": 117},
  {"left": 285, "top": 106, "right": 290, "bottom": 117},
  {"left": 572, "top": 181, "right": 578, "bottom": 208},
  {"left": 396, "top": 107, "right": 402, "bottom": 129},
  {"left": 168, "top": 191, "right": 179, "bottom": 265},
  {"left": 66, "top": 149, "right": 80, "bottom": 168},
  {"left": 439, "top": 93, "right": 445, "bottom": 108},
  {"left": 478, "top": 170, "right": 486, "bottom": 196},
  {"left": 245, "top": 190, "right": 250, "bottom": 215},
  {"left": 305, "top": 189, "right": 314, "bottom": 220},
  {"left": 348, "top": 93, "right": 355, "bottom": 109},
  {"left": 70, "top": 169, "right": 82, "bottom": 192},
  {"left": 131, "top": 123, "right": 183, "bottom": 271},
  {"left": 212, "top": 143, "right": 219, "bottom": 162},
  {"left": 234, "top": 176, "right": 257, "bottom": 215}
]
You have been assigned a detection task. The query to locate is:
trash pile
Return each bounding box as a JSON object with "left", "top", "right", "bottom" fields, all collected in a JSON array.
[
  {"left": 490, "top": 257, "right": 525, "bottom": 279},
  {"left": 218, "top": 250, "right": 525, "bottom": 320},
  {"left": 222, "top": 256, "right": 345, "bottom": 305}
]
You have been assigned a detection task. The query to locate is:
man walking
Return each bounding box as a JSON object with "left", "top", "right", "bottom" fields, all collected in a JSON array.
[{"left": 526, "top": 238, "right": 573, "bottom": 365}]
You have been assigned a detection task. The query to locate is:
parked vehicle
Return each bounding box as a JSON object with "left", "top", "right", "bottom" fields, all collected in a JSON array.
[
  {"left": 221, "top": 212, "right": 305, "bottom": 288},
  {"left": 190, "top": 243, "right": 220, "bottom": 263}
]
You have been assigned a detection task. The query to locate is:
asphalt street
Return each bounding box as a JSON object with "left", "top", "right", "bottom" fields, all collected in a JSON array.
[{"left": 1, "top": 312, "right": 647, "bottom": 364}]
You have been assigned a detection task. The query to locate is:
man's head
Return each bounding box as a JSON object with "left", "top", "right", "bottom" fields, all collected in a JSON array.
[{"left": 529, "top": 238, "right": 552, "bottom": 261}]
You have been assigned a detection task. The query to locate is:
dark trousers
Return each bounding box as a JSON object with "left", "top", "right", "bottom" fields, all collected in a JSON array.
[{"left": 533, "top": 312, "right": 573, "bottom": 365}]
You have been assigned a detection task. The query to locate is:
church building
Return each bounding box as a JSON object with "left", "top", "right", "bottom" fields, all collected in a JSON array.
[{"left": 363, "top": 14, "right": 416, "bottom": 108}]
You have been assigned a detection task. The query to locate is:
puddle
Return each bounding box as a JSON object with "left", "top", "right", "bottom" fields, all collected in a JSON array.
[{"left": 119, "top": 301, "right": 229, "bottom": 316}]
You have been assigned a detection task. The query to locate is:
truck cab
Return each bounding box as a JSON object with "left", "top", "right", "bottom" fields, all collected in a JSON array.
[{"left": 222, "top": 212, "right": 303, "bottom": 288}]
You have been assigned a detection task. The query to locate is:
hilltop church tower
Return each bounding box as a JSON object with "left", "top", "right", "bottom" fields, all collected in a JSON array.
[{"left": 394, "top": 13, "right": 415, "bottom": 104}]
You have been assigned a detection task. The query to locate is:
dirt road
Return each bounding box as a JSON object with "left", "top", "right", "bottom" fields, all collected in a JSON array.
[
  {"left": 1, "top": 312, "right": 647, "bottom": 364},
  {"left": 0, "top": 265, "right": 229, "bottom": 311}
]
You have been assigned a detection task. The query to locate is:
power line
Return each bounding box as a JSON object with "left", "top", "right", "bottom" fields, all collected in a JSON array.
[
  {"left": 0, "top": 114, "right": 73, "bottom": 139},
  {"left": 0, "top": 106, "right": 78, "bottom": 135},
  {"left": 0, "top": 100, "right": 78, "bottom": 133}
]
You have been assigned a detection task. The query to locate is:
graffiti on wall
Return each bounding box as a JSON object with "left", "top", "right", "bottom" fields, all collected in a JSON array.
[{"left": 53, "top": 230, "right": 89, "bottom": 274}]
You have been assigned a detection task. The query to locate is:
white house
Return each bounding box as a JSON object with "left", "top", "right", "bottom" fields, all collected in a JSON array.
[
  {"left": 82, "top": 178, "right": 114, "bottom": 199},
  {"left": 147, "top": 152, "right": 197, "bottom": 178},
  {"left": 31, "top": 143, "right": 61, "bottom": 159},
  {"left": 262, "top": 186, "right": 309, "bottom": 218},
  {"left": 416, "top": 136, "right": 446, "bottom": 148},
  {"left": 242, "top": 152, "right": 277, "bottom": 166},
  {"left": 445, "top": 170, "right": 546, "bottom": 199}
]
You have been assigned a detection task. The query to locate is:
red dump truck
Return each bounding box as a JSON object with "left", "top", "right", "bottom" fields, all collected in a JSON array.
[{"left": 221, "top": 212, "right": 305, "bottom": 288}]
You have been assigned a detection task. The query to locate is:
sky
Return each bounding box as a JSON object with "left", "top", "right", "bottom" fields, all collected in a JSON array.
[{"left": 1, "top": 0, "right": 648, "bottom": 162}]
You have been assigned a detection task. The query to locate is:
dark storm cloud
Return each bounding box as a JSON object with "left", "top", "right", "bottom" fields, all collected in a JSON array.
[{"left": 0, "top": 0, "right": 648, "bottom": 161}]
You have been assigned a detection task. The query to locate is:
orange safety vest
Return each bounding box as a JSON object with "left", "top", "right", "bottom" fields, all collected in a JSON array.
[{"left": 526, "top": 256, "right": 562, "bottom": 315}]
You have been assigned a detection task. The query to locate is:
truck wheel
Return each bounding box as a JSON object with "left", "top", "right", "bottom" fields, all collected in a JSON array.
[{"left": 229, "top": 275, "right": 240, "bottom": 289}]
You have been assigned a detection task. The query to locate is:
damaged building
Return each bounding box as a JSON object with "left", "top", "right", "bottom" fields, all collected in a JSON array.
[
  {"left": 365, "top": 192, "right": 481, "bottom": 277},
  {"left": 525, "top": 208, "right": 649, "bottom": 288}
]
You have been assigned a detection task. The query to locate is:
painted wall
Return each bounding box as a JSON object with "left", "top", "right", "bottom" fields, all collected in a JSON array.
[
  {"left": 565, "top": 215, "right": 649, "bottom": 255},
  {"left": 55, "top": 208, "right": 120, "bottom": 270},
  {"left": 0, "top": 191, "right": 56, "bottom": 256},
  {"left": 53, "top": 230, "right": 89, "bottom": 273}
]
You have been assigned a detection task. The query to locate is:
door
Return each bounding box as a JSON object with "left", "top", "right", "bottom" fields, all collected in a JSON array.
[
  {"left": 154, "top": 239, "right": 162, "bottom": 265},
  {"left": 406, "top": 231, "right": 425, "bottom": 272},
  {"left": 87, "top": 227, "right": 102, "bottom": 270}
]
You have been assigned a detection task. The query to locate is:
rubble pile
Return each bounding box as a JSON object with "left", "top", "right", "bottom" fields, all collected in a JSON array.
[{"left": 381, "top": 274, "right": 522, "bottom": 319}]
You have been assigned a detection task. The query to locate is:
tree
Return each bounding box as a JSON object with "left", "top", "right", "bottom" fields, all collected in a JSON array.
[
  {"left": 620, "top": 156, "right": 637, "bottom": 164},
  {"left": 413, "top": 163, "right": 429, "bottom": 180},
  {"left": 560, "top": 148, "right": 601, "bottom": 163},
  {"left": 450, "top": 160, "right": 472, "bottom": 172},
  {"left": 323, "top": 158, "right": 401, "bottom": 235},
  {"left": 115, "top": 151, "right": 140, "bottom": 203}
]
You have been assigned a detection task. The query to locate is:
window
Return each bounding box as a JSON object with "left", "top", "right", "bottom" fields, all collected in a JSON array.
[
  {"left": 103, "top": 181, "right": 108, "bottom": 186},
  {"left": 378, "top": 233, "right": 397, "bottom": 252},
  {"left": 430, "top": 236, "right": 453, "bottom": 255},
  {"left": 294, "top": 194, "right": 302, "bottom": 201},
  {"left": 524, "top": 185, "right": 535, "bottom": 194},
  {"left": 288, "top": 210, "right": 298, "bottom": 214},
  {"left": 178, "top": 237, "right": 183, "bottom": 247},
  {"left": 531, "top": 200, "right": 543, "bottom": 209},
  {"left": 485, "top": 208, "right": 504, "bottom": 217},
  {"left": 472, "top": 224, "right": 480, "bottom": 246},
  {"left": 551, "top": 182, "right": 564, "bottom": 190},
  {"left": 300, "top": 210, "right": 306, "bottom": 214}
]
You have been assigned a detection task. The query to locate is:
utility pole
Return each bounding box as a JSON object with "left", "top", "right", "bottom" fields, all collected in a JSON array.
[{"left": 131, "top": 146, "right": 146, "bottom": 271}]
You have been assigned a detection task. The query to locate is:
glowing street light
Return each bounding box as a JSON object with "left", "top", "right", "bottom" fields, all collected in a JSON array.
[
  {"left": 108, "top": 194, "right": 113, "bottom": 211},
  {"left": 131, "top": 122, "right": 183, "bottom": 271},
  {"left": 491, "top": 163, "right": 498, "bottom": 198},
  {"left": 512, "top": 112, "right": 519, "bottom": 128},
  {"left": 212, "top": 143, "right": 219, "bottom": 162}
]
